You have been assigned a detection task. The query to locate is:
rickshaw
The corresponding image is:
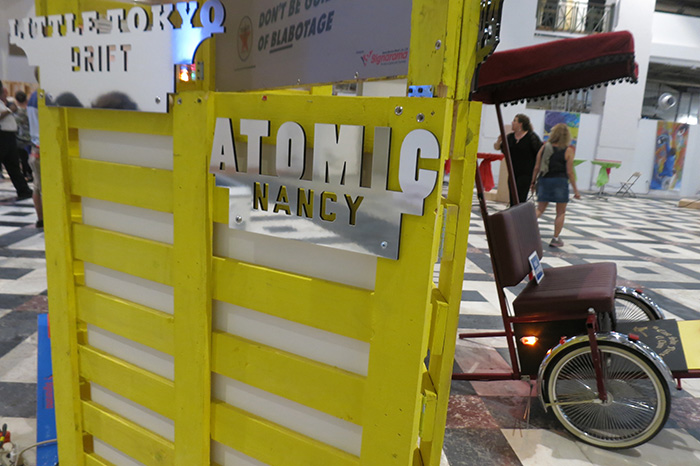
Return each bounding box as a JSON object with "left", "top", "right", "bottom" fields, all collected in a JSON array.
[{"left": 452, "top": 29, "right": 700, "bottom": 449}]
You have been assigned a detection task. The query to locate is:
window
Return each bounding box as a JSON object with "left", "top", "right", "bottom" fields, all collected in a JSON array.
[
  {"left": 536, "top": 1, "right": 614, "bottom": 34},
  {"left": 527, "top": 91, "right": 593, "bottom": 113}
]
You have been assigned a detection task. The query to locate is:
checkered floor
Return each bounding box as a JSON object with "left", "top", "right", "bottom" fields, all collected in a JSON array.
[
  {"left": 1, "top": 174, "right": 700, "bottom": 465},
  {"left": 0, "top": 179, "right": 46, "bottom": 466}
]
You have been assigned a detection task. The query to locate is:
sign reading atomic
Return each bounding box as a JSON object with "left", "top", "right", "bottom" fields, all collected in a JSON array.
[
  {"left": 9, "top": 1, "right": 227, "bottom": 112},
  {"left": 209, "top": 117, "right": 440, "bottom": 260}
]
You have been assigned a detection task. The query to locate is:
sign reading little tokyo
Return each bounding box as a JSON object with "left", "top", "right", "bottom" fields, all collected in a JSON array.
[
  {"left": 209, "top": 119, "right": 439, "bottom": 259},
  {"left": 216, "top": 0, "right": 411, "bottom": 91},
  {"left": 9, "top": 1, "right": 226, "bottom": 113}
]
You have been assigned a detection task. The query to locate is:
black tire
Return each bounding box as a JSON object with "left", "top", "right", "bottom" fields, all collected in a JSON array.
[
  {"left": 546, "top": 341, "right": 670, "bottom": 449},
  {"left": 615, "top": 293, "right": 659, "bottom": 323}
]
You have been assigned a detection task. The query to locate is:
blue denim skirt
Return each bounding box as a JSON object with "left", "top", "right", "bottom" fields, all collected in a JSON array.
[{"left": 537, "top": 177, "right": 569, "bottom": 203}]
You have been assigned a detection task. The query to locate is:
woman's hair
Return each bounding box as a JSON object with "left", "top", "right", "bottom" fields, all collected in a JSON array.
[
  {"left": 548, "top": 123, "right": 572, "bottom": 147},
  {"left": 515, "top": 113, "right": 533, "bottom": 132}
]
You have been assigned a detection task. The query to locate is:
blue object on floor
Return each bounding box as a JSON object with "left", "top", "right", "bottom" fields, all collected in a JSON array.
[{"left": 36, "top": 314, "right": 58, "bottom": 466}]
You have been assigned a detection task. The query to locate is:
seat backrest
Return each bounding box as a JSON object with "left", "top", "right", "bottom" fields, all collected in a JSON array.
[{"left": 487, "top": 202, "right": 543, "bottom": 287}]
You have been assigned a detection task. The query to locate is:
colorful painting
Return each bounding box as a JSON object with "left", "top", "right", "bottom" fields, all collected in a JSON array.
[
  {"left": 544, "top": 111, "right": 581, "bottom": 154},
  {"left": 651, "top": 122, "right": 688, "bottom": 191}
]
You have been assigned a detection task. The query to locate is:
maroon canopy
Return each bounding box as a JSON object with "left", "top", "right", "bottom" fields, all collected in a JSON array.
[{"left": 470, "top": 31, "right": 638, "bottom": 105}]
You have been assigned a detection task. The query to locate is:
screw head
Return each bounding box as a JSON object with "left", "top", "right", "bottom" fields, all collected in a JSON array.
[
  {"left": 197, "top": 98, "right": 202, "bottom": 103},
  {"left": 354, "top": 71, "right": 360, "bottom": 79},
  {"left": 395, "top": 106, "right": 403, "bottom": 116},
  {"left": 235, "top": 216, "right": 243, "bottom": 224},
  {"left": 177, "top": 98, "right": 182, "bottom": 105},
  {"left": 155, "top": 96, "right": 161, "bottom": 104},
  {"left": 435, "top": 39, "right": 442, "bottom": 50},
  {"left": 417, "top": 113, "right": 425, "bottom": 123},
  {"left": 380, "top": 241, "right": 388, "bottom": 249}
]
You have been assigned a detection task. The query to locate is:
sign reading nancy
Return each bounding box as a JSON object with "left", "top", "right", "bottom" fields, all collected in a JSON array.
[
  {"left": 9, "top": 1, "right": 226, "bottom": 113},
  {"left": 209, "top": 118, "right": 439, "bottom": 259},
  {"left": 216, "top": 0, "right": 411, "bottom": 91}
]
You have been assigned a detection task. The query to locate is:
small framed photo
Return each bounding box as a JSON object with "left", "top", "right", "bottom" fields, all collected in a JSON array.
[{"left": 528, "top": 251, "right": 544, "bottom": 284}]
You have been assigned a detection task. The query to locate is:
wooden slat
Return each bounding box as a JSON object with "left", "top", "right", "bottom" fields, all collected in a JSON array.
[
  {"left": 73, "top": 223, "right": 173, "bottom": 286},
  {"left": 82, "top": 401, "right": 174, "bottom": 466},
  {"left": 212, "top": 186, "right": 229, "bottom": 225},
  {"left": 211, "top": 401, "right": 359, "bottom": 466},
  {"left": 85, "top": 452, "right": 114, "bottom": 466},
  {"left": 42, "top": 104, "right": 86, "bottom": 466},
  {"left": 67, "top": 107, "right": 172, "bottom": 136},
  {"left": 212, "top": 331, "right": 364, "bottom": 424},
  {"left": 679, "top": 320, "right": 700, "bottom": 370},
  {"left": 213, "top": 257, "right": 373, "bottom": 342},
  {"left": 70, "top": 159, "right": 173, "bottom": 213},
  {"left": 76, "top": 286, "right": 174, "bottom": 355},
  {"left": 79, "top": 345, "right": 175, "bottom": 419},
  {"left": 172, "top": 91, "right": 213, "bottom": 466}
]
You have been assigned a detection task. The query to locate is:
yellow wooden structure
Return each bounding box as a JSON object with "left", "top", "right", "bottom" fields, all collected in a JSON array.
[{"left": 40, "top": 0, "right": 482, "bottom": 465}]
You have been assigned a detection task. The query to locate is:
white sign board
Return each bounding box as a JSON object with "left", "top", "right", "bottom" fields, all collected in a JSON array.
[
  {"left": 9, "top": 1, "right": 226, "bottom": 113},
  {"left": 216, "top": 0, "right": 412, "bottom": 91}
]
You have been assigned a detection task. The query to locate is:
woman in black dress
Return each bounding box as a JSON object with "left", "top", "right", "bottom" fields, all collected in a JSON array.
[{"left": 494, "top": 113, "right": 542, "bottom": 205}]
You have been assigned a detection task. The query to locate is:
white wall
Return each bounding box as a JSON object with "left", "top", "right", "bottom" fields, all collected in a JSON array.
[
  {"left": 651, "top": 12, "right": 700, "bottom": 65},
  {"left": 594, "top": 0, "right": 655, "bottom": 185},
  {"left": 0, "top": 0, "right": 36, "bottom": 83}
]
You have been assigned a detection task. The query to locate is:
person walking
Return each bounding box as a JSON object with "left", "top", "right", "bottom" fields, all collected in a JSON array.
[
  {"left": 27, "top": 71, "right": 43, "bottom": 229},
  {"left": 530, "top": 123, "right": 580, "bottom": 248},
  {"left": 494, "top": 113, "right": 542, "bottom": 205},
  {"left": 13, "top": 91, "right": 32, "bottom": 182},
  {"left": 0, "top": 82, "right": 32, "bottom": 200}
]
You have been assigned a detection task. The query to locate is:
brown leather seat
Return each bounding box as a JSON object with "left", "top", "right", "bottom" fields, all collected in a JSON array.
[
  {"left": 513, "top": 263, "right": 617, "bottom": 318},
  {"left": 488, "top": 203, "right": 616, "bottom": 319}
]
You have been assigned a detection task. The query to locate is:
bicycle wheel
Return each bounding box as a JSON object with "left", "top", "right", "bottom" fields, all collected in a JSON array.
[
  {"left": 546, "top": 342, "right": 670, "bottom": 449},
  {"left": 615, "top": 293, "right": 659, "bottom": 322}
]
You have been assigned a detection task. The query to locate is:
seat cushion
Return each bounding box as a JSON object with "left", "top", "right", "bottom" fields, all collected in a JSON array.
[
  {"left": 488, "top": 202, "right": 542, "bottom": 287},
  {"left": 513, "top": 263, "right": 616, "bottom": 318}
]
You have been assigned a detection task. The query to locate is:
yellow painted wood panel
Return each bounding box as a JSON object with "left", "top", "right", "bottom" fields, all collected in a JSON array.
[
  {"left": 42, "top": 105, "right": 86, "bottom": 466},
  {"left": 213, "top": 257, "right": 373, "bottom": 342},
  {"left": 72, "top": 223, "right": 173, "bottom": 285},
  {"left": 172, "top": 92, "right": 213, "bottom": 466},
  {"left": 211, "top": 401, "right": 359, "bottom": 466},
  {"left": 67, "top": 107, "right": 172, "bottom": 136},
  {"left": 212, "top": 331, "right": 364, "bottom": 424},
  {"left": 85, "top": 453, "right": 114, "bottom": 466},
  {"left": 76, "top": 286, "right": 174, "bottom": 355},
  {"left": 79, "top": 345, "right": 175, "bottom": 419},
  {"left": 678, "top": 320, "right": 700, "bottom": 370},
  {"left": 82, "top": 401, "right": 174, "bottom": 466},
  {"left": 70, "top": 159, "right": 174, "bottom": 213},
  {"left": 212, "top": 187, "right": 229, "bottom": 225}
]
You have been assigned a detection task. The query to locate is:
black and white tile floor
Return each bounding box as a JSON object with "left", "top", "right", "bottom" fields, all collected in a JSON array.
[
  {"left": 0, "top": 174, "right": 699, "bottom": 465},
  {"left": 0, "top": 179, "right": 46, "bottom": 466}
]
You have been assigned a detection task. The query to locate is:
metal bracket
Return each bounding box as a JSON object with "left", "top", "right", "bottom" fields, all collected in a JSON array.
[{"left": 408, "top": 85, "right": 434, "bottom": 98}]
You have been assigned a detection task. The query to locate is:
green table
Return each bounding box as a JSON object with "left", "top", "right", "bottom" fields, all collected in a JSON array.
[
  {"left": 591, "top": 159, "right": 622, "bottom": 186},
  {"left": 590, "top": 159, "right": 622, "bottom": 197},
  {"left": 573, "top": 159, "right": 586, "bottom": 181}
]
